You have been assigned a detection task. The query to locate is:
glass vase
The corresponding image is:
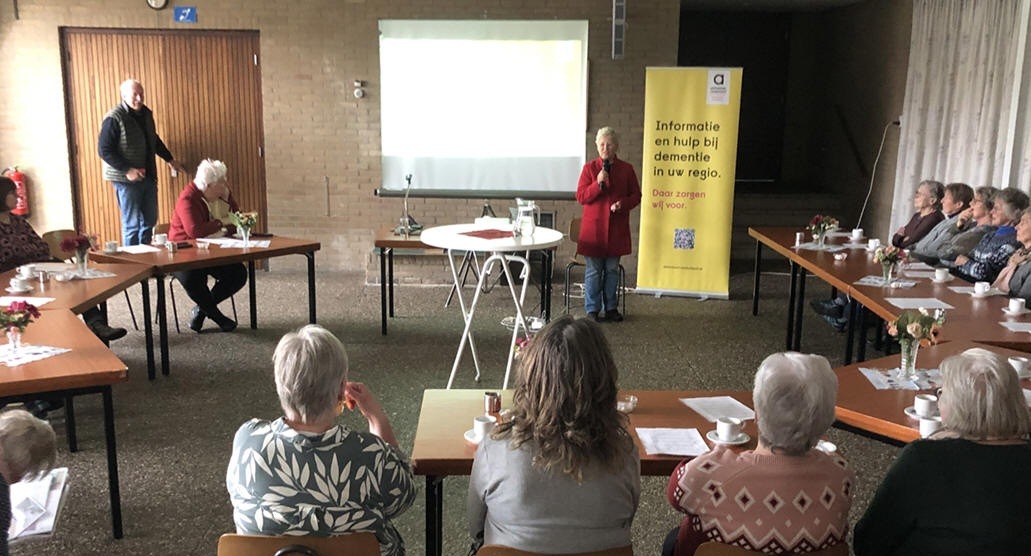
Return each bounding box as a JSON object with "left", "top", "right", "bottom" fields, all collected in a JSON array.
[
  {"left": 6, "top": 328, "right": 21, "bottom": 354},
  {"left": 76, "top": 249, "right": 89, "bottom": 275},
  {"left": 898, "top": 338, "right": 920, "bottom": 380},
  {"left": 241, "top": 227, "right": 251, "bottom": 246},
  {"left": 816, "top": 231, "right": 827, "bottom": 248},
  {"left": 881, "top": 262, "right": 896, "bottom": 285}
]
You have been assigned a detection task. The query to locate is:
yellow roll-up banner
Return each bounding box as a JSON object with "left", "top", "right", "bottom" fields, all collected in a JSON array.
[{"left": 636, "top": 67, "right": 742, "bottom": 299}]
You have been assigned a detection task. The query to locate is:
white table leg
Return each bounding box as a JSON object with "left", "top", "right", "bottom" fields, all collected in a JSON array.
[
  {"left": 445, "top": 248, "right": 487, "bottom": 388},
  {"left": 502, "top": 250, "right": 533, "bottom": 390}
]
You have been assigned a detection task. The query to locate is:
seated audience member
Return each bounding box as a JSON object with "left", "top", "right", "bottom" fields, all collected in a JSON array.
[
  {"left": 169, "top": 159, "right": 247, "bottom": 332},
  {"left": 226, "top": 325, "right": 415, "bottom": 555},
  {"left": 993, "top": 209, "right": 1031, "bottom": 298},
  {"left": 0, "top": 409, "right": 57, "bottom": 556},
  {"left": 892, "top": 180, "right": 945, "bottom": 248},
  {"left": 663, "top": 352, "right": 854, "bottom": 556},
  {"left": 950, "top": 187, "right": 1029, "bottom": 283},
  {"left": 934, "top": 185, "right": 999, "bottom": 263},
  {"left": 910, "top": 182, "right": 973, "bottom": 262},
  {"left": 468, "top": 315, "right": 640, "bottom": 554},
  {"left": 0, "top": 176, "right": 126, "bottom": 345},
  {"left": 854, "top": 348, "right": 1031, "bottom": 555}
]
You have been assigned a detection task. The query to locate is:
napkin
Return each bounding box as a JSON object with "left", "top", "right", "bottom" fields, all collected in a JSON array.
[{"left": 679, "top": 396, "right": 755, "bottom": 422}]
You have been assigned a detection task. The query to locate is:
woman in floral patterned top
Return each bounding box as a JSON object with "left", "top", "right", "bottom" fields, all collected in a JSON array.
[
  {"left": 226, "top": 325, "right": 416, "bottom": 555},
  {"left": 0, "top": 177, "right": 51, "bottom": 273}
]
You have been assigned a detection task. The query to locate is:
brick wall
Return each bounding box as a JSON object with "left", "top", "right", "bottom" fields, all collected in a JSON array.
[{"left": 0, "top": 0, "right": 679, "bottom": 282}]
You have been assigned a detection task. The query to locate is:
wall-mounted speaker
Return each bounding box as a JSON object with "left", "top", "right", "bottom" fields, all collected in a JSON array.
[{"left": 612, "top": 0, "right": 626, "bottom": 60}]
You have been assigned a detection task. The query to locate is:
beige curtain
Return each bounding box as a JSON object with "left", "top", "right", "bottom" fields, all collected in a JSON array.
[{"left": 892, "top": 0, "right": 1023, "bottom": 231}]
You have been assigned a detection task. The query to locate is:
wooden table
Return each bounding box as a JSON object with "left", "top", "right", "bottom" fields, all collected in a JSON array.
[
  {"left": 373, "top": 228, "right": 438, "bottom": 335},
  {"left": 834, "top": 340, "right": 1031, "bottom": 444},
  {"left": 91, "top": 236, "right": 320, "bottom": 377},
  {"left": 0, "top": 310, "right": 129, "bottom": 538},
  {"left": 1, "top": 263, "right": 157, "bottom": 377},
  {"left": 410, "top": 389, "right": 755, "bottom": 556}
]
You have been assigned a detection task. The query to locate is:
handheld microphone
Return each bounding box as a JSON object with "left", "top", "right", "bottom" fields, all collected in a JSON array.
[{"left": 601, "top": 159, "right": 611, "bottom": 189}]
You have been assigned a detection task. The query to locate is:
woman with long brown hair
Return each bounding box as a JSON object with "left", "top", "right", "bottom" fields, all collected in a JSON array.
[{"left": 467, "top": 315, "right": 640, "bottom": 553}]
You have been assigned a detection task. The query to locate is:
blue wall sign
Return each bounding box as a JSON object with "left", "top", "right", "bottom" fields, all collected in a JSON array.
[{"left": 173, "top": 6, "right": 197, "bottom": 23}]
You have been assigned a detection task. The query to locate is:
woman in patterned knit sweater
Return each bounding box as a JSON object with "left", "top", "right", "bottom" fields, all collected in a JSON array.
[{"left": 663, "top": 353, "right": 855, "bottom": 556}]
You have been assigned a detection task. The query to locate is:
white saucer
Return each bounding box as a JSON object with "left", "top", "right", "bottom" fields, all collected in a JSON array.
[
  {"left": 932, "top": 276, "right": 954, "bottom": 284},
  {"left": 463, "top": 429, "right": 482, "bottom": 446},
  {"left": 971, "top": 291, "right": 991, "bottom": 298},
  {"left": 705, "top": 430, "right": 750, "bottom": 446},
  {"left": 1003, "top": 307, "right": 1031, "bottom": 317},
  {"left": 903, "top": 406, "right": 939, "bottom": 420},
  {"left": 4, "top": 286, "right": 31, "bottom": 294}
]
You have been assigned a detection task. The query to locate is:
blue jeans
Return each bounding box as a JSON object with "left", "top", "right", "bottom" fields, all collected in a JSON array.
[
  {"left": 584, "top": 256, "right": 620, "bottom": 314},
  {"left": 112, "top": 178, "right": 157, "bottom": 246}
]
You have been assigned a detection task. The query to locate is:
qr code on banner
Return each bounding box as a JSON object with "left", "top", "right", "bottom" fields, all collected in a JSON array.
[{"left": 673, "top": 228, "right": 695, "bottom": 250}]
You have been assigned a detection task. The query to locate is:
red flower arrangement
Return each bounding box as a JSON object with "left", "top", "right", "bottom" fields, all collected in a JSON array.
[
  {"left": 0, "top": 301, "right": 41, "bottom": 332},
  {"left": 59, "top": 233, "right": 95, "bottom": 254}
]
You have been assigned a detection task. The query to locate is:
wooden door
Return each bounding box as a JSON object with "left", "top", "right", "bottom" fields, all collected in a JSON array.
[{"left": 61, "top": 29, "right": 266, "bottom": 244}]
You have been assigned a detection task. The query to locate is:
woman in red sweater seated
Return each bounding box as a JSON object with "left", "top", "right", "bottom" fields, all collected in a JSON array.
[
  {"left": 169, "top": 159, "right": 247, "bottom": 332},
  {"left": 663, "top": 352, "right": 855, "bottom": 555}
]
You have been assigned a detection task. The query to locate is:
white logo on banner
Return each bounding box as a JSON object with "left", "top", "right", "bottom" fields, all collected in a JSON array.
[{"left": 707, "top": 70, "right": 730, "bottom": 105}]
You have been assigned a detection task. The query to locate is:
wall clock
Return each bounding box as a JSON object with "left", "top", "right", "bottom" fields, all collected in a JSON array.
[{"left": 147, "top": 0, "right": 169, "bottom": 10}]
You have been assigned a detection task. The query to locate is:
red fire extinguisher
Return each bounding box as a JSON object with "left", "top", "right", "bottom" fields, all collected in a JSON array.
[{"left": 1, "top": 166, "right": 29, "bottom": 216}]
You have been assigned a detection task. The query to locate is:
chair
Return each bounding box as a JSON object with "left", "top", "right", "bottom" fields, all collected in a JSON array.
[
  {"left": 476, "top": 545, "right": 633, "bottom": 556},
  {"left": 694, "top": 541, "right": 849, "bottom": 556},
  {"left": 562, "top": 217, "right": 627, "bottom": 315},
  {"left": 41, "top": 229, "right": 138, "bottom": 331},
  {"left": 153, "top": 223, "right": 237, "bottom": 333},
  {"left": 216, "top": 532, "right": 380, "bottom": 556}
]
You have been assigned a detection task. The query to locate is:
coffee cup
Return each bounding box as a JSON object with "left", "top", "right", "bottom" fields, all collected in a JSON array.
[
  {"left": 934, "top": 268, "right": 950, "bottom": 282},
  {"left": 1009, "top": 298, "right": 1026, "bottom": 314},
  {"left": 974, "top": 281, "right": 990, "bottom": 295},
  {"left": 851, "top": 228, "right": 863, "bottom": 240},
  {"left": 17, "top": 264, "right": 36, "bottom": 279},
  {"left": 103, "top": 240, "right": 118, "bottom": 253},
  {"left": 1009, "top": 356, "right": 1029, "bottom": 375},
  {"left": 9, "top": 277, "right": 31, "bottom": 290},
  {"left": 472, "top": 415, "right": 496, "bottom": 442},
  {"left": 914, "top": 393, "right": 938, "bottom": 418},
  {"left": 867, "top": 238, "right": 881, "bottom": 250},
  {"left": 715, "top": 416, "right": 743, "bottom": 441},
  {"left": 919, "top": 416, "right": 943, "bottom": 438},
  {"left": 153, "top": 233, "right": 168, "bottom": 245}
]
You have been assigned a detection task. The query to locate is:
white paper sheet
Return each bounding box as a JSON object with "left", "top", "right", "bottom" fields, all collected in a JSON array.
[
  {"left": 75, "top": 269, "right": 117, "bottom": 280},
  {"left": 948, "top": 286, "right": 1005, "bottom": 297},
  {"left": 902, "top": 262, "right": 934, "bottom": 271},
  {"left": 679, "top": 396, "right": 755, "bottom": 422},
  {"left": 902, "top": 270, "right": 936, "bottom": 279},
  {"left": 119, "top": 244, "right": 161, "bottom": 254},
  {"left": 635, "top": 428, "right": 709, "bottom": 456},
  {"left": 8, "top": 467, "right": 68, "bottom": 540},
  {"left": 884, "top": 297, "right": 955, "bottom": 310},
  {"left": 0, "top": 297, "right": 55, "bottom": 308},
  {"left": 998, "top": 321, "right": 1031, "bottom": 332}
]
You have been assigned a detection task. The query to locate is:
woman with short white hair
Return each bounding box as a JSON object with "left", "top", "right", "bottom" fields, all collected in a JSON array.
[
  {"left": 169, "top": 158, "right": 248, "bottom": 332},
  {"left": 0, "top": 409, "right": 57, "bottom": 555},
  {"left": 854, "top": 348, "right": 1031, "bottom": 555},
  {"left": 664, "top": 352, "right": 854, "bottom": 556},
  {"left": 227, "top": 325, "right": 416, "bottom": 555}
]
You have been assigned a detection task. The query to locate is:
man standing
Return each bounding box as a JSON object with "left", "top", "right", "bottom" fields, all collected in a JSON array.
[{"left": 98, "top": 79, "right": 186, "bottom": 246}]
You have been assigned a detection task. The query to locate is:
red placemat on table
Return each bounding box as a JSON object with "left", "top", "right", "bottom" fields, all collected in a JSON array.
[{"left": 461, "top": 229, "right": 514, "bottom": 240}]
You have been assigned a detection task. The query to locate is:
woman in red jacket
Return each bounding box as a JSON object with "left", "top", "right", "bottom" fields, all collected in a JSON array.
[
  {"left": 576, "top": 127, "right": 641, "bottom": 322},
  {"left": 169, "top": 159, "right": 247, "bottom": 332}
]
